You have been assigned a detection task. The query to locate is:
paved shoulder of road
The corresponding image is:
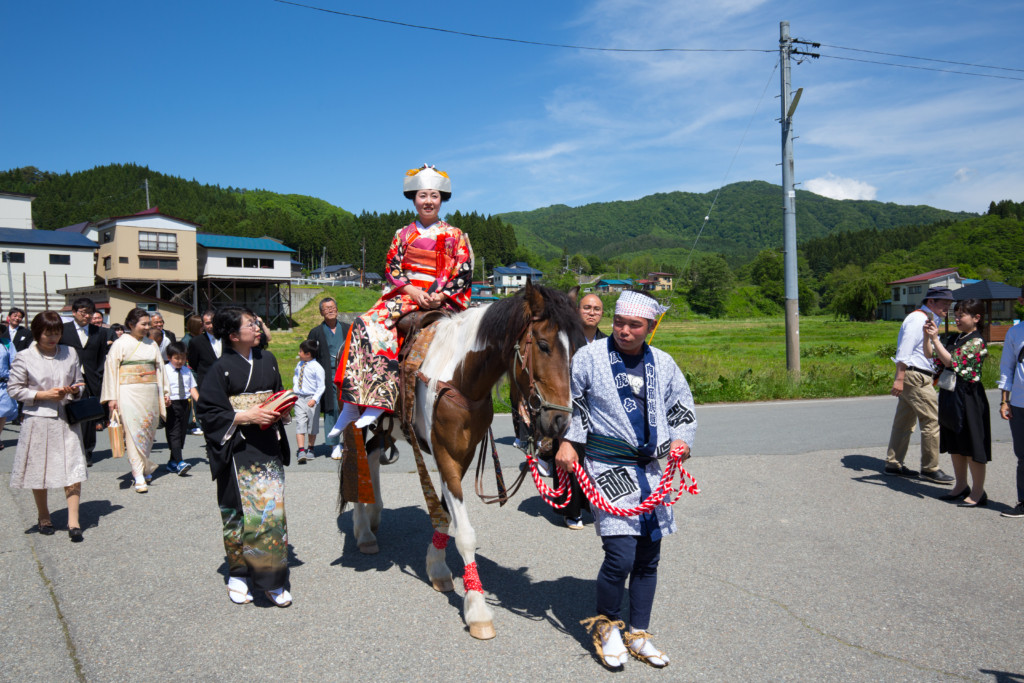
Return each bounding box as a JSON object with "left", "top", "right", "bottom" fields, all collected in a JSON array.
[{"left": 2, "top": 391, "right": 1020, "bottom": 681}]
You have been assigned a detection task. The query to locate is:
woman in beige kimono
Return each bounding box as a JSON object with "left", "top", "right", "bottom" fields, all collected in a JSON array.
[{"left": 101, "top": 308, "right": 168, "bottom": 493}]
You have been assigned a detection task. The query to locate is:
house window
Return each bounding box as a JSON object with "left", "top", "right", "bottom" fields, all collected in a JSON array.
[
  {"left": 1, "top": 252, "right": 25, "bottom": 263},
  {"left": 138, "top": 232, "right": 177, "bottom": 253},
  {"left": 244, "top": 258, "right": 258, "bottom": 268},
  {"left": 908, "top": 285, "right": 921, "bottom": 294},
  {"left": 139, "top": 257, "right": 178, "bottom": 270},
  {"left": 893, "top": 288, "right": 900, "bottom": 301},
  {"left": 49, "top": 254, "right": 71, "bottom": 265},
  {"left": 259, "top": 259, "right": 274, "bottom": 269},
  {"left": 119, "top": 257, "right": 129, "bottom": 264},
  {"left": 227, "top": 257, "right": 242, "bottom": 268},
  {"left": 103, "top": 231, "right": 113, "bottom": 243},
  {"left": 103, "top": 256, "right": 112, "bottom": 270}
]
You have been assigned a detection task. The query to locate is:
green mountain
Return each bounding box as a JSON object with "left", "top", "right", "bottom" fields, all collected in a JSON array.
[
  {"left": 498, "top": 180, "right": 976, "bottom": 263},
  {"left": 0, "top": 164, "right": 518, "bottom": 277}
]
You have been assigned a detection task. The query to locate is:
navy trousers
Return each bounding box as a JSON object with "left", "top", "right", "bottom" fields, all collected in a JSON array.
[
  {"left": 597, "top": 534, "right": 662, "bottom": 630},
  {"left": 1009, "top": 406, "right": 1024, "bottom": 504}
]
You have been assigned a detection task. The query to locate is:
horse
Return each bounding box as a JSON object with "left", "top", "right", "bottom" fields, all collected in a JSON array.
[{"left": 340, "top": 282, "right": 585, "bottom": 639}]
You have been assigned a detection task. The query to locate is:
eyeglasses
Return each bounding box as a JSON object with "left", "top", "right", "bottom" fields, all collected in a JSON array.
[{"left": 242, "top": 321, "right": 261, "bottom": 330}]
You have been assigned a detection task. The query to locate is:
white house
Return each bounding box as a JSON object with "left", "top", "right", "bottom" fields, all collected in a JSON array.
[
  {"left": 0, "top": 227, "right": 98, "bottom": 314},
  {"left": 492, "top": 262, "right": 544, "bottom": 295},
  {"left": 0, "top": 191, "right": 35, "bottom": 230},
  {"left": 878, "top": 267, "right": 963, "bottom": 321},
  {"left": 196, "top": 233, "right": 296, "bottom": 327}
]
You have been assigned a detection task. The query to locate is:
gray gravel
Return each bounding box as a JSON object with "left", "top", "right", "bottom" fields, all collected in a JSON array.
[{"left": 2, "top": 391, "right": 1021, "bottom": 681}]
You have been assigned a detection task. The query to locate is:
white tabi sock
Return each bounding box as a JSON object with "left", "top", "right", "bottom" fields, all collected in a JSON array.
[
  {"left": 328, "top": 403, "right": 360, "bottom": 438},
  {"left": 354, "top": 407, "right": 384, "bottom": 429}
]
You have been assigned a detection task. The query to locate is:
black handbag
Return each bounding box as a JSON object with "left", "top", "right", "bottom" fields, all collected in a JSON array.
[{"left": 66, "top": 396, "right": 105, "bottom": 425}]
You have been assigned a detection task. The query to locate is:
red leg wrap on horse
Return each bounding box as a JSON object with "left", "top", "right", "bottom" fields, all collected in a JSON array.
[
  {"left": 463, "top": 562, "right": 483, "bottom": 593},
  {"left": 432, "top": 530, "right": 450, "bottom": 550}
]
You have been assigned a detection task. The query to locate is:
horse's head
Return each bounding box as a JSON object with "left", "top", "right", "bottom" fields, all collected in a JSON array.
[{"left": 508, "top": 282, "right": 585, "bottom": 439}]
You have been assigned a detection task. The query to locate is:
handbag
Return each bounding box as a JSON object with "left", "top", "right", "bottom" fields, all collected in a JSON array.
[
  {"left": 937, "top": 368, "right": 957, "bottom": 392},
  {"left": 66, "top": 396, "right": 105, "bottom": 425},
  {"left": 108, "top": 416, "right": 126, "bottom": 459}
]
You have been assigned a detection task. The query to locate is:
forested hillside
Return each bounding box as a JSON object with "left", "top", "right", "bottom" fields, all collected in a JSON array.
[
  {"left": 499, "top": 180, "right": 975, "bottom": 262},
  {"left": 0, "top": 164, "right": 520, "bottom": 277}
]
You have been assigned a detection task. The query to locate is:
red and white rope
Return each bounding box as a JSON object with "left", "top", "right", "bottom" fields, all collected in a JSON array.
[{"left": 526, "top": 444, "right": 699, "bottom": 517}]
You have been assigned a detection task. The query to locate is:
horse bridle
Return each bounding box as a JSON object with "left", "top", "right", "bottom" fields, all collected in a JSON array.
[{"left": 511, "top": 317, "right": 572, "bottom": 434}]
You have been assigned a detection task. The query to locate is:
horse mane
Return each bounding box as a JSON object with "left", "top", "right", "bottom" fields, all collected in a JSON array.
[{"left": 476, "top": 285, "right": 586, "bottom": 358}]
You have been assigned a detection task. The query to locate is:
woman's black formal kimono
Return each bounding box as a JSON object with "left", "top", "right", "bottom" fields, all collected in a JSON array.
[{"left": 197, "top": 347, "right": 292, "bottom": 592}]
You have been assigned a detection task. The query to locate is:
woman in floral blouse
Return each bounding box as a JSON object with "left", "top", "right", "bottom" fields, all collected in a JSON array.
[{"left": 924, "top": 299, "right": 991, "bottom": 506}]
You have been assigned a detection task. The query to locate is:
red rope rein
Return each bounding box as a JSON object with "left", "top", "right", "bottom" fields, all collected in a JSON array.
[{"left": 526, "top": 444, "right": 699, "bottom": 517}]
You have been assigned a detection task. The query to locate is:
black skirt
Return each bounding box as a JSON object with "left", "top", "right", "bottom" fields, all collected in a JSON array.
[{"left": 939, "top": 380, "right": 991, "bottom": 463}]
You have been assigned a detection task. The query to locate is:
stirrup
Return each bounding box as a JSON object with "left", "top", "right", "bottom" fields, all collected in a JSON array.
[
  {"left": 580, "top": 615, "right": 627, "bottom": 670},
  {"left": 624, "top": 629, "right": 670, "bottom": 668}
]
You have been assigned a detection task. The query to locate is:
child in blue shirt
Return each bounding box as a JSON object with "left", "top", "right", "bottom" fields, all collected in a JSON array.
[
  {"left": 163, "top": 342, "right": 199, "bottom": 475},
  {"left": 293, "top": 339, "right": 326, "bottom": 464}
]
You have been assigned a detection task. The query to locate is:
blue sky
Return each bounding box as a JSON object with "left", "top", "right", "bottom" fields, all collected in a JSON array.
[{"left": 3, "top": 0, "right": 1022, "bottom": 221}]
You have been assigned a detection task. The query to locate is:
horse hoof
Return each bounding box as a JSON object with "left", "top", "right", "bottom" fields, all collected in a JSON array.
[
  {"left": 469, "top": 621, "right": 496, "bottom": 640},
  {"left": 358, "top": 542, "right": 379, "bottom": 555},
  {"left": 432, "top": 577, "right": 455, "bottom": 592}
]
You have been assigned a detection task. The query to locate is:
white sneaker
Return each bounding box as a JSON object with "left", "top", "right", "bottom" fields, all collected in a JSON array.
[
  {"left": 330, "top": 445, "right": 343, "bottom": 460},
  {"left": 190, "top": 427, "right": 204, "bottom": 436}
]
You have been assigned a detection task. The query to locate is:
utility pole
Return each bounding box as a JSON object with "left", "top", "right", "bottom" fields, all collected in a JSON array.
[
  {"left": 144, "top": 179, "right": 151, "bottom": 209},
  {"left": 360, "top": 237, "right": 366, "bottom": 288},
  {"left": 3, "top": 252, "right": 12, "bottom": 313},
  {"left": 778, "top": 21, "right": 818, "bottom": 380}
]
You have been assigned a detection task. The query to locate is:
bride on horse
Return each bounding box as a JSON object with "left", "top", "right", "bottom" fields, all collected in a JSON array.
[{"left": 330, "top": 164, "right": 473, "bottom": 434}]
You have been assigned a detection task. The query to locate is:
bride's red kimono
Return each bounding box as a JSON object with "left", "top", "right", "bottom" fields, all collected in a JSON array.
[{"left": 335, "top": 219, "right": 473, "bottom": 411}]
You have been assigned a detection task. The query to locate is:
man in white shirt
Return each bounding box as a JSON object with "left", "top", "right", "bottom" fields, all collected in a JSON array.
[
  {"left": 997, "top": 284, "right": 1024, "bottom": 518},
  {"left": 884, "top": 286, "right": 955, "bottom": 484}
]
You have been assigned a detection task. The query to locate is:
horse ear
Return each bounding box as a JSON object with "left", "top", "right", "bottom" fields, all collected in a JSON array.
[
  {"left": 567, "top": 286, "right": 580, "bottom": 304},
  {"left": 523, "top": 279, "right": 544, "bottom": 314}
]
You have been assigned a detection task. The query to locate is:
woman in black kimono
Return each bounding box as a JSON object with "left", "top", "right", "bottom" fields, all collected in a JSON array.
[{"left": 197, "top": 306, "right": 293, "bottom": 607}]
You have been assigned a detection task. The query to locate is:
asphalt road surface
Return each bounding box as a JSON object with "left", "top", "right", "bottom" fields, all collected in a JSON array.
[{"left": 3, "top": 390, "right": 1021, "bottom": 681}]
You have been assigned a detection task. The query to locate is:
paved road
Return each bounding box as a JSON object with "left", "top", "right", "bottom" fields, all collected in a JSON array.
[{"left": 2, "top": 392, "right": 1021, "bottom": 681}]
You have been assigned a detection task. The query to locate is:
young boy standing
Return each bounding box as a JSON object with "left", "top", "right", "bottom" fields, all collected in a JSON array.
[
  {"left": 164, "top": 342, "right": 198, "bottom": 475},
  {"left": 293, "top": 340, "right": 325, "bottom": 464}
]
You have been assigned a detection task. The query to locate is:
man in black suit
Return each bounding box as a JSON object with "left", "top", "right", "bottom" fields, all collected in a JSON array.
[
  {"left": 186, "top": 310, "right": 220, "bottom": 389},
  {"left": 61, "top": 297, "right": 109, "bottom": 464},
  {"left": 2, "top": 308, "right": 32, "bottom": 352}
]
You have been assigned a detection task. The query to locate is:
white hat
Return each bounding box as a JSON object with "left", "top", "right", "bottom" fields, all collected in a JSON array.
[{"left": 403, "top": 164, "right": 452, "bottom": 200}]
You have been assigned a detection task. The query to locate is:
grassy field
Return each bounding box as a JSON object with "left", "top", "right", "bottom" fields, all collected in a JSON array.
[{"left": 268, "top": 289, "right": 1003, "bottom": 408}]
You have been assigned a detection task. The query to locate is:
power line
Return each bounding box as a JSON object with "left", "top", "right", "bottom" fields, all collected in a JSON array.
[
  {"left": 681, "top": 59, "right": 780, "bottom": 274},
  {"left": 817, "top": 42, "right": 1024, "bottom": 73},
  {"left": 271, "top": 0, "right": 774, "bottom": 54},
  {"left": 815, "top": 52, "right": 1024, "bottom": 81}
]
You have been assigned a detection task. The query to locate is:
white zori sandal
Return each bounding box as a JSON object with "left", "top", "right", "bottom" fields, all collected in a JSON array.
[
  {"left": 625, "top": 628, "right": 670, "bottom": 668},
  {"left": 265, "top": 587, "right": 292, "bottom": 608},
  {"left": 580, "top": 615, "right": 628, "bottom": 670},
  {"left": 227, "top": 577, "right": 253, "bottom": 605}
]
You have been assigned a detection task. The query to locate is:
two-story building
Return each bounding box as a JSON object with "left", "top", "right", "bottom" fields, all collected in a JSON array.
[
  {"left": 878, "top": 268, "right": 963, "bottom": 321},
  {"left": 0, "top": 192, "right": 98, "bottom": 315},
  {"left": 196, "top": 233, "right": 297, "bottom": 327},
  {"left": 492, "top": 262, "right": 544, "bottom": 295},
  {"left": 644, "top": 272, "right": 674, "bottom": 292}
]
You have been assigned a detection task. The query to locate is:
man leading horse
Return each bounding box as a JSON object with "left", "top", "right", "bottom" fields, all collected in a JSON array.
[{"left": 555, "top": 290, "right": 697, "bottom": 671}]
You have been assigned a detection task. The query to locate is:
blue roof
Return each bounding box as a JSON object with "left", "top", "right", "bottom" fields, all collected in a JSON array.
[
  {"left": 196, "top": 233, "right": 295, "bottom": 253},
  {"left": 494, "top": 263, "right": 543, "bottom": 276},
  {"left": 0, "top": 227, "right": 96, "bottom": 249},
  {"left": 311, "top": 264, "right": 354, "bottom": 275},
  {"left": 598, "top": 279, "right": 633, "bottom": 285}
]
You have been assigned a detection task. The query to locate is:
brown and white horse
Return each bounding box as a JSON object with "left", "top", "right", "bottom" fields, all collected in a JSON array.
[{"left": 343, "top": 283, "right": 584, "bottom": 639}]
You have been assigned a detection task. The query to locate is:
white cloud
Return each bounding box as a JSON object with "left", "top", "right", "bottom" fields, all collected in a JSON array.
[
  {"left": 805, "top": 173, "right": 878, "bottom": 200},
  {"left": 954, "top": 167, "right": 973, "bottom": 183}
]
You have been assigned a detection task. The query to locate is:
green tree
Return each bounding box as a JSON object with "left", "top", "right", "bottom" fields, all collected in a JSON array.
[
  {"left": 686, "top": 254, "right": 734, "bottom": 317},
  {"left": 832, "top": 275, "right": 887, "bottom": 320}
]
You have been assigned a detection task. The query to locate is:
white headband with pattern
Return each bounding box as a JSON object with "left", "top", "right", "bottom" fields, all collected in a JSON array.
[{"left": 615, "top": 290, "right": 668, "bottom": 321}]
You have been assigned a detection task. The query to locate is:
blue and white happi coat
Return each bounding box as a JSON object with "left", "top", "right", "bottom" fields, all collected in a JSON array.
[{"left": 565, "top": 338, "right": 697, "bottom": 538}]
